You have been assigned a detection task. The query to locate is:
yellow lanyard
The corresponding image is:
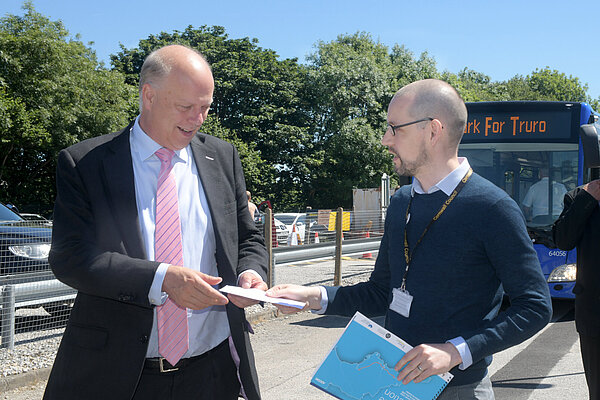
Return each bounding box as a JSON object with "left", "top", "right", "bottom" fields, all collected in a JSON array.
[{"left": 401, "top": 168, "right": 473, "bottom": 290}]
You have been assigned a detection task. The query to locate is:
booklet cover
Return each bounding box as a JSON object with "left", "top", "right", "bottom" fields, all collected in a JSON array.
[{"left": 311, "top": 312, "right": 453, "bottom": 400}]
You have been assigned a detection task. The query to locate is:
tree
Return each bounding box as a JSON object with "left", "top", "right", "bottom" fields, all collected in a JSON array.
[
  {"left": 302, "top": 33, "right": 404, "bottom": 208},
  {"left": 111, "top": 26, "right": 313, "bottom": 211},
  {"left": 0, "top": 3, "right": 136, "bottom": 213},
  {"left": 527, "top": 67, "right": 589, "bottom": 102},
  {"left": 389, "top": 45, "right": 438, "bottom": 89}
]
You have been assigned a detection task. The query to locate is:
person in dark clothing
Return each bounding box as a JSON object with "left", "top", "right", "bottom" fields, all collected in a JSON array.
[
  {"left": 553, "top": 179, "right": 600, "bottom": 400},
  {"left": 267, "top": 79, "right": 552, "bottom": 400}
]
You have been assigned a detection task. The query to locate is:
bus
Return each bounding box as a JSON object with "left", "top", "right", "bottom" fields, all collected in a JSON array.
[{"left": 459, "top": 101, "right": 600, "bottom": 299}]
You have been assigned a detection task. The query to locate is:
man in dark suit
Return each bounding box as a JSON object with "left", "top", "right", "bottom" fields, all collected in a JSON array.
[
  {"left": 43, "top": 45, "right": 268, "bottom": 400},
  {"left": 553, "top": 179, "right": 600, "bottom": 400}
]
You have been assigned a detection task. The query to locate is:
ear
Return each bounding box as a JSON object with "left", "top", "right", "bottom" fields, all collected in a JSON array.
[
  {"left": 141, "top": 83, "right": 156, "bottom": 111},
  {"left": 429, "top": 118, "right": 444, "bottom": 146}
]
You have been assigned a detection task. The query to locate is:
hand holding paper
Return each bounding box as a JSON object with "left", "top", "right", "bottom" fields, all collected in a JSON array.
[
  {"left": 266, "top": 284, "right": 323, "bottom": 314},
  {"left": 226, "top": 272, "right": 268, "bottom": 309},
  {"left": 220, "top": 285, "right": 306, "bottom": 309}
]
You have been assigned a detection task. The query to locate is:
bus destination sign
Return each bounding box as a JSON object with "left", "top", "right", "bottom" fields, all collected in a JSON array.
[{"left": 463, "top": 110, "right": 573, "bottom": 142}]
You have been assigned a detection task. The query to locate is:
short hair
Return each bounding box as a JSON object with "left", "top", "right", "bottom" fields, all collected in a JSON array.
[
  {"left": 138, "top": 45, "right": 210, "bottom": 111},
  {"left": 396, "top": 79, "right": 467, "bottom": 147}
]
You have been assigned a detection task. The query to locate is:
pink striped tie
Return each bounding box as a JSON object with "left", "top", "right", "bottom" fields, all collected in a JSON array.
[{"left": 155, "top": 148, "right": 189, "bottom": 365}]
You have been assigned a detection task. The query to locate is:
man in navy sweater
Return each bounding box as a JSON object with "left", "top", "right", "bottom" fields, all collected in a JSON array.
[{"left": 267, "top": 79, "right": 552, "bottom": 399}]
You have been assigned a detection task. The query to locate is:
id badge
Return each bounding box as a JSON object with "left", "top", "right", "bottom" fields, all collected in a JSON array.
[{"left": 390, "top": 287, "right": 413, "bottom": 317}]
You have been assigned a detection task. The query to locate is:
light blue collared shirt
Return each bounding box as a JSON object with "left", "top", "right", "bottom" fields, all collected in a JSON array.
[
  {"left": 411, "top": 157, "right": 471, "bottom": 196},
  {"left": 129, "top": 117, "right": 230, "bottom": 359},
  {"left": 318, "top": 157, "right": 473, "bottom": 369}
]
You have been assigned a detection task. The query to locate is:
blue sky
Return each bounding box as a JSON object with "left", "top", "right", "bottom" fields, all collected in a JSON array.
[{"left": 4, "top": 0, "right": 600, "bottom": 99}]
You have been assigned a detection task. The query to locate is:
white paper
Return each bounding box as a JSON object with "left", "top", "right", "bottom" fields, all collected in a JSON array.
[{"left": 220, "top": 285, "right": 306, "bottom": 309}]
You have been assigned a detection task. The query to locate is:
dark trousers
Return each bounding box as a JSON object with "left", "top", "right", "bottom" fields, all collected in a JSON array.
[
  {"left": 132, "top": 340, "right": 241, "bottom": 400},
  {"left": 580, "top": 333, "right": 600, "bottom": 400}
]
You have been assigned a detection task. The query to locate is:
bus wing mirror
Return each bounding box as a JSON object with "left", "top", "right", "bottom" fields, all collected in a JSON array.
[{"left": 580, "top": 124, "right": 600, "bottom": 168}]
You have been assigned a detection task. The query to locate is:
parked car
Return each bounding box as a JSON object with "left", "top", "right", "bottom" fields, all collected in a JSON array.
[
  {"left": 18, "top": 213, "right": 52, "bottom": 226},
  {"left": 0, "top": 204, "right": 51, "bottom": 277},
  {"left": 274, "top": 212, "right": 323, "bottom": 244},
  {"left": 0, "top": 202, "right": 73, "bottom": 316},
  {"left": 273, "top": 217, "right": 289, "bottom": 244},
  {"left": 252, "top": 211, "right": 289, "bottom": 245},
  {"left": 275, "top": 213, "right": 304, "bottom": 240}
]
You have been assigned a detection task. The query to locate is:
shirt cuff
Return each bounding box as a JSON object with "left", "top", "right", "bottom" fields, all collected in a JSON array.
[
  {"left": 149, "top": 263, "right": 170, "bottom": 305},
  {"left": 237, "top": 269, "right": 264, "bottom": 285},
  {"left": 311, "top": 286, "right": 328, "bottom": 314},
  {"left": 447, "top": 336, "right": 473, "bottom": 370}
]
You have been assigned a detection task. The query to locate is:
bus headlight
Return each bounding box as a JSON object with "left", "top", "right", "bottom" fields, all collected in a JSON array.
[
  {"left": 547, "top": 263, "right": 577, "bottom": 282},
  {"left": 9, "top": 244, "right": 51, "bottom": 260}
]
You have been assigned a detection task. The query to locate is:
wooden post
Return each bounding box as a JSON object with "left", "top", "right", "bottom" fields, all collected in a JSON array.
[{"left": 334, "top": 207, "right": 343, "bottom": 286}]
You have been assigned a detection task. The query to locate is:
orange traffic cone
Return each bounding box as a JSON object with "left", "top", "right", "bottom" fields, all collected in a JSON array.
[
  {"left": 288, "top": 224, "right": 299, "bottom": 246},
  {"left": 362, "top": 231, "right": 373, "bottom": 259},
  {"left": 314, "top": 232, "right": 320, "bottom": 244}
]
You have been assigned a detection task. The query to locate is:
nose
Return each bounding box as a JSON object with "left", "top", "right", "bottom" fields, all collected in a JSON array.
[
  {"left": 189, "top": 108, "right": 205, "bottom": 126},
  {"left": 381, "top": 126, "right": 393, "bottom": 146}
]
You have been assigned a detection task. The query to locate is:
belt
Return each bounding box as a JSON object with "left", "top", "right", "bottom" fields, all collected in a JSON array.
[{"left": 144, "top": 339, "right": 229, "bottom": 373}]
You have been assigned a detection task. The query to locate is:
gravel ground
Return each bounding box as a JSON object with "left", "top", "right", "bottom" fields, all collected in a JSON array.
[
  {"left": 0, "top": 257, "right": 375, "bottom": 395},
  {"left": 0, "top": 308, "right": 64, "bottom": 378}
]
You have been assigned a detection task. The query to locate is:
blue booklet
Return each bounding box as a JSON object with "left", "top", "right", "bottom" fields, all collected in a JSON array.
[{"left": 311, "top": 312, "right": 453, "bottom": 400}]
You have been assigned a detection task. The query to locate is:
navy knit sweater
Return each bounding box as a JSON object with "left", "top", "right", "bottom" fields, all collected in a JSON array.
[{"left": 326, "top": 173, "right": 552, "bottom": 386}]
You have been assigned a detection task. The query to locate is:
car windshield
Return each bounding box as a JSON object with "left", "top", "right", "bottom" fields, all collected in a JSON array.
[
  {"left": 0, "top": 203, "right": 23, "bottom": 222},
  {"left": 459, "top": 143, "right": 578, "bottom": 228}
]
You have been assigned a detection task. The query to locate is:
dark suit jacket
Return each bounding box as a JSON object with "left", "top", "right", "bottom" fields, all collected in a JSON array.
[
  {"left": 43, "top": 122, "right": 268, "bottom": 400},
  {"left": 553, "top": 187, "right": 600, "bottom": 337}
]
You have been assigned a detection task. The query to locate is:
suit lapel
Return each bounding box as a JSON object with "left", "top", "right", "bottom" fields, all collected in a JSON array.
[
  {"left": 190, "top": 135, "right": 225, "bottom": 252},
  {"left": 102, "top": 126, "right": 147, "bottom": 260}
]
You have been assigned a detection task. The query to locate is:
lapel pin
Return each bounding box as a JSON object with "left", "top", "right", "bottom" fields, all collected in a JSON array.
[{"left": 205, "top": 155, "right": 214, "bottom": 161}]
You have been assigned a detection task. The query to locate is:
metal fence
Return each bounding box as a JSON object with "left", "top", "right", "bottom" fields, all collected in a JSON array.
[
  {"left": 0, "top": 220, "right": 76, "bottom": 350},
  {"left": 0, "top": 209, "right": 385, "bottom": 354},
  {"left": 256, "top": 208, "right": 386, "bottom": 247}
]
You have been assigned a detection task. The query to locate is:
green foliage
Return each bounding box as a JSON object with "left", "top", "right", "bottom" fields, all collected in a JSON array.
[
  {"left": 0, "top": 3, "right": 136, "bottom": 213},
  {"left": 390, "top": 45, "right": 438, "bottom": 88},
  {"left": 111, "top": 26, "right": 314, "bottom": 211},
  {"left": 3, "top": 5, "right": 600, "bottom": 213},
  {"left": 527, "top": 67, "right": 588, "bottom": 102},
  {"left": 302, "top": 33, "right": 395, "bottom": 208}
]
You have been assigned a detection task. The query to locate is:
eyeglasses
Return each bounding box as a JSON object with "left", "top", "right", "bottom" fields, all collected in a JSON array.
[{"left": 387, "top": 117, "right": 434, "bottom": 136}]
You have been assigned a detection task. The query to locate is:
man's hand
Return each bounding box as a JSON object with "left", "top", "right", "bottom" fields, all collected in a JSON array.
[
  {"left": 583, "top": 179, "right": 600, "bottom": 200},
  {"left": 162, "top": 265, "right": 228, "bottom": 310},
  {"left": 227, "top": 271, "right": 268, "bottom": 309},
  {"left": 394, "top": 343, "right": 462, "bottom": 384},
  {"left": 265, "top": 284, "right": 322, "bottom": 314}
]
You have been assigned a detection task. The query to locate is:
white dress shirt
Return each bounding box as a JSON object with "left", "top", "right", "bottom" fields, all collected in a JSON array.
[
  {"left": 522, "top": 177, "right": 567, "bottom": 218},
  {"left": 129, "top": 117, "right": 230, "bottom": 359}
]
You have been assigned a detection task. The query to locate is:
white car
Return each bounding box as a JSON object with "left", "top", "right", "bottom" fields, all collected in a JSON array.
[
  {"left": 274, "top": 213, "right": 307, "bottom": 243},
  {"left": 273, "top": 217, "right": 289, "bottom": 244}
]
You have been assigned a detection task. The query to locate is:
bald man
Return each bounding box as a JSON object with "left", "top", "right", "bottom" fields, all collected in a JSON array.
[
  {"left": 268, "top": 79, "right": 552, "bottom": 399},
  {"left": 44, "top": 45, "right": 268, "bottom": 400}
]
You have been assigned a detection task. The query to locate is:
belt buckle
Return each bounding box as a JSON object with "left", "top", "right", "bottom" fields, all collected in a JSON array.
[{"left": 159, "top": 358, "right": 179, "bottom": 373}]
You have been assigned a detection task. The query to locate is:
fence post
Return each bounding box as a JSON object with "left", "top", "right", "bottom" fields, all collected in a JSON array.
[
  {"left": 1, "top": 285, "right": 16, "bottom": 350},
  {"left": 270, "top": 254, "right": 277, "bottom": 287},
  {"left": 265, "top": 208, "right": 274, "bottom": 287},
  {"left": 334, "top": 207, "right": 343, "bottom": 286}
]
